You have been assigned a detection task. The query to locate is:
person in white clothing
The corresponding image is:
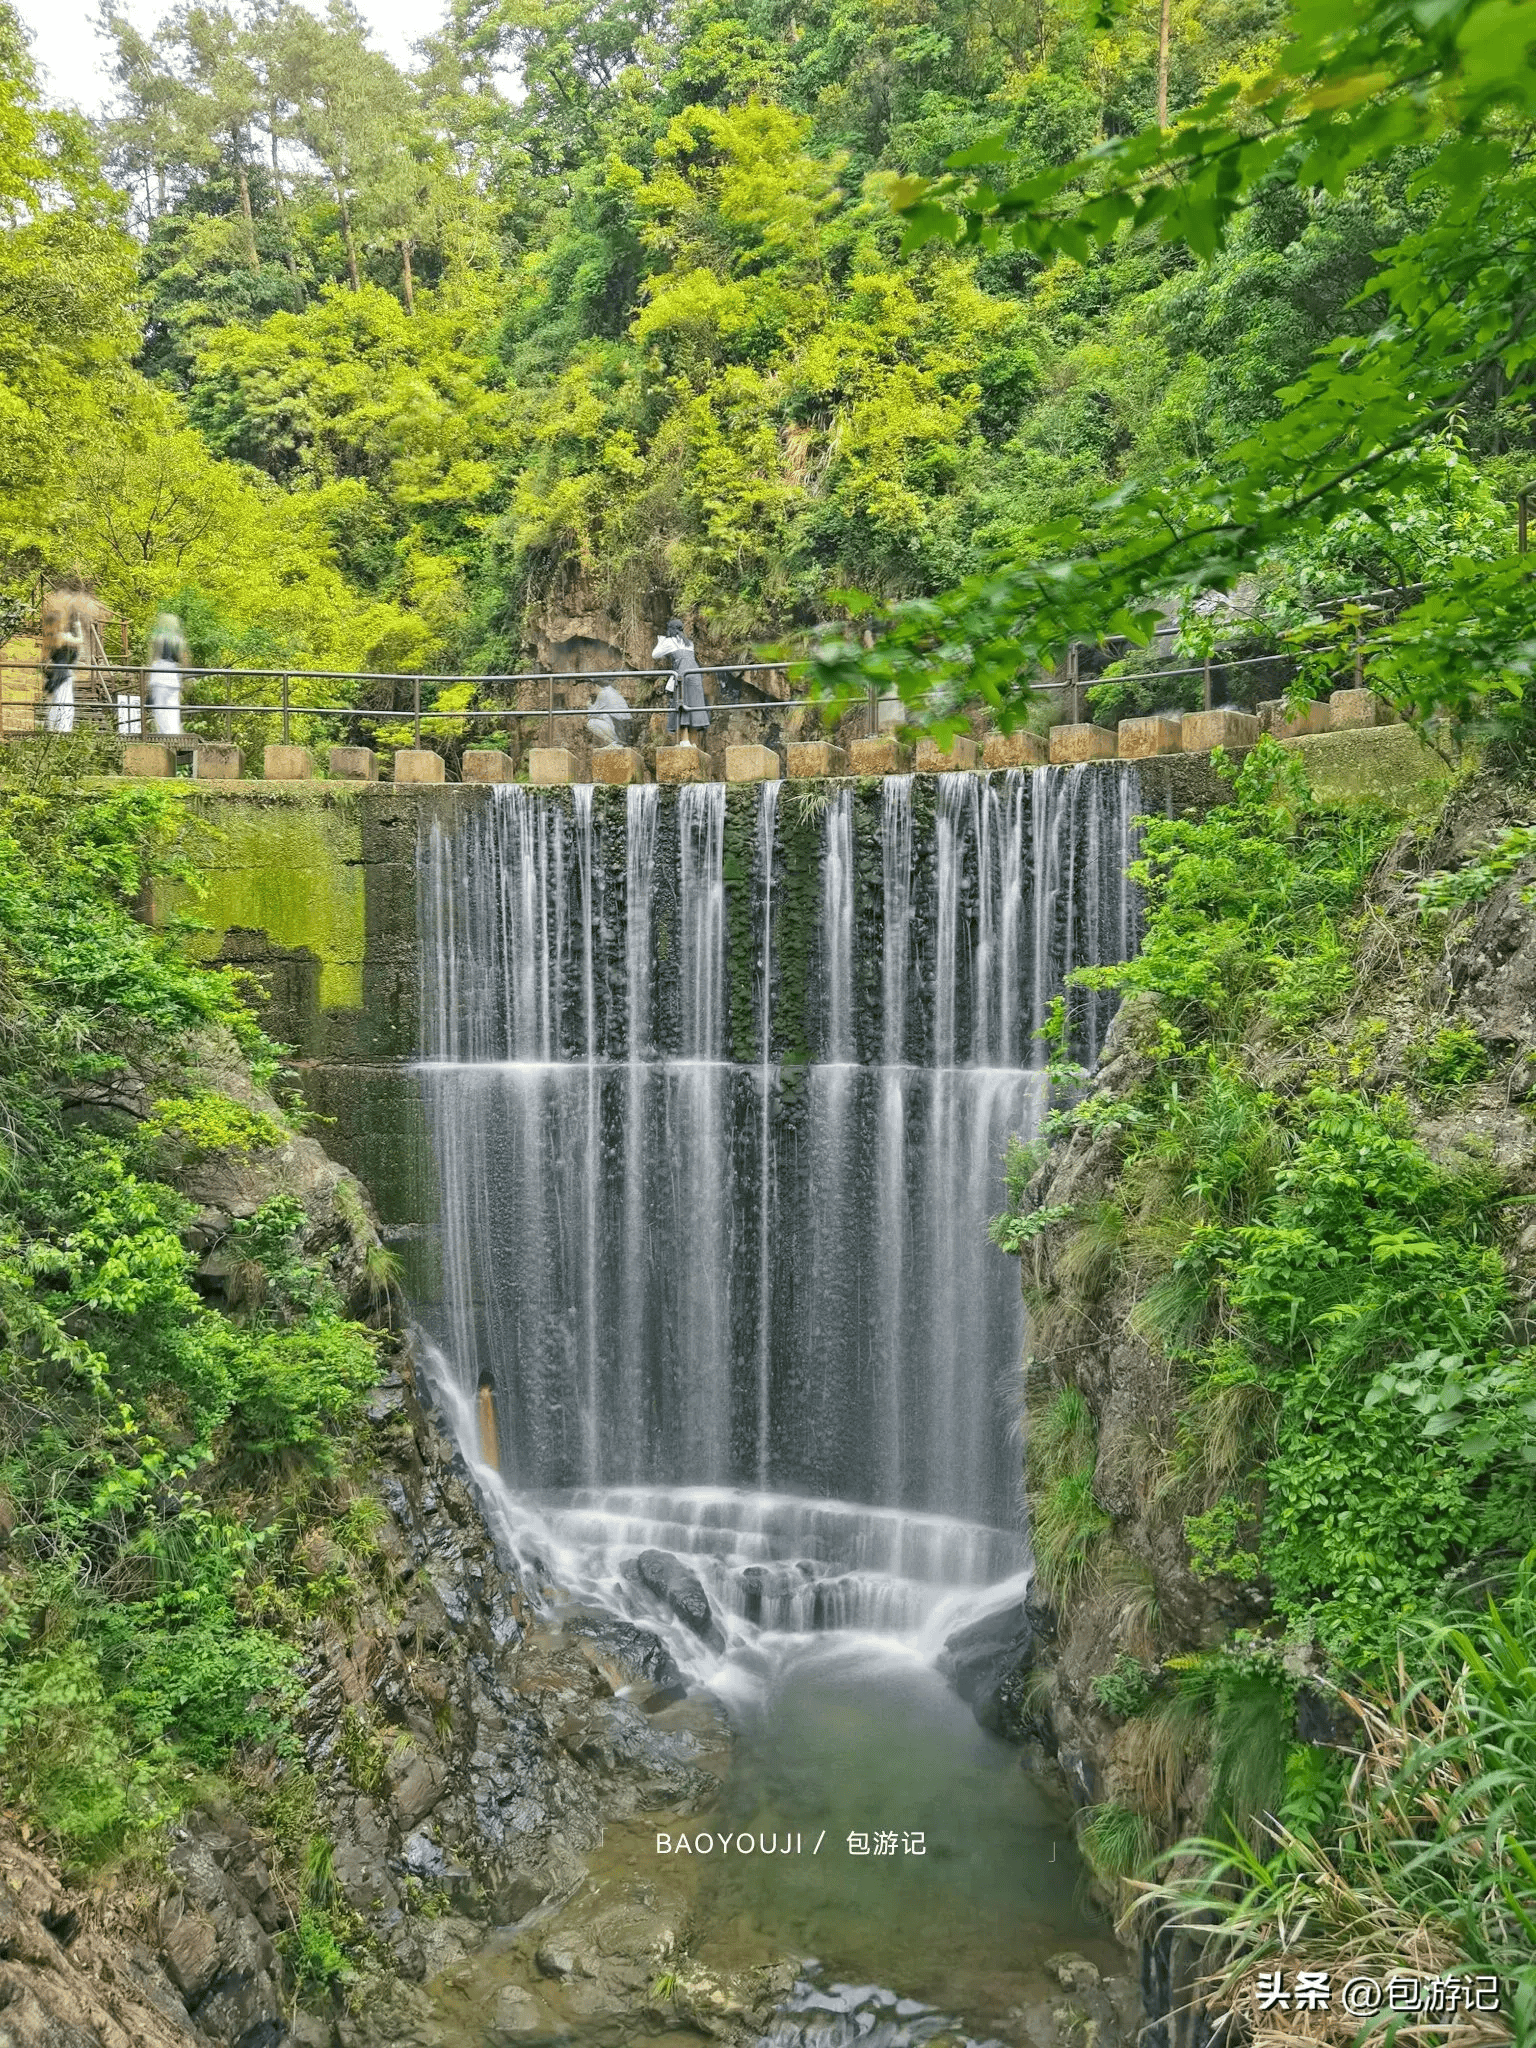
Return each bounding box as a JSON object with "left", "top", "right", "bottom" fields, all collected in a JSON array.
[
  {"left": 42, "top": 619, "right": 80, "bottom": 733},
  {"left": 146, "top": 613, "right": 188, "bottom": 736}
]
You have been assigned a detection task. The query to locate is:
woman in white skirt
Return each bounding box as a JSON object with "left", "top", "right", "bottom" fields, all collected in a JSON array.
[
  {"left": 652, "top": 618, "right": 710, "bottom": 744},
  {"left": 146, "top": 613, "right": 189, "bottom": 736},
  {"left": 42, "top": 620, "right": 80, "bottom": 732}
]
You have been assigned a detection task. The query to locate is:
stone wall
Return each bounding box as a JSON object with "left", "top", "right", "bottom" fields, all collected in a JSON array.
[
  {"left": 135, "top": 749, "right": 1322, "bottom": 1289},
  {"left": 147, "top": 782, "right": 482, "bottom": 1297}
]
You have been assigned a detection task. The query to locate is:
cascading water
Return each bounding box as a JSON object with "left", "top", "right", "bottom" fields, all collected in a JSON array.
[{"left": 414, "top": 763, "right": 1141, "bottom": 1677}]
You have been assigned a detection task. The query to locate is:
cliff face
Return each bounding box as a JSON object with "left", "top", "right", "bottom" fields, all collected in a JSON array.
[
  {"left": 7, "top": 1028, "right": 735, "bottom": 2048},
  {"left": 987, "top": 765, "right": 1536, "bottom": 1877}
]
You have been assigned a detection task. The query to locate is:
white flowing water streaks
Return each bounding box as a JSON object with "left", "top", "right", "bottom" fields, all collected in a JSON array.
[
  {"left": 755, "top": 781, "right": 780, "bottom": 1490},
  {"left": 873, "top": 777, "right": 914, "bottom": 1503},
  {"left": 416, "top": 766, "right": 1142, "bottom": 1645},
  {"left": 622, "top": 786, "right": 659, "bottom": 1462}
]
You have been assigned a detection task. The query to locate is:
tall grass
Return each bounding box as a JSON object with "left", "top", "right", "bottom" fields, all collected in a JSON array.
[{"left": 1138, "top": 1555, "right": 1536, "bottom": 2040}]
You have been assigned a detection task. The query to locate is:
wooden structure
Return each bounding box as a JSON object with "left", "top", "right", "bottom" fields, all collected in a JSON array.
[{"left": 1, "top": 579, "right": 132, "bottom": 733}]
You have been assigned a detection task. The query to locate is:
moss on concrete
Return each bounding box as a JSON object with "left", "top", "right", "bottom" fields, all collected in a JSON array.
[
  {"left": 1283, "top": 723, "right": 1461, "bottom": 805},
  {"left": 154, "top": 785, "right": 368, "bottom": 1010}
]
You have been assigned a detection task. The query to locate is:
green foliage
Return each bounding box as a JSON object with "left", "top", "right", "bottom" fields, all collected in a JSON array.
[
  {"left": 988, "top": 1201, "right": 1073, "bottom": 1254},
  {"left": 1184, "top": 1497, "right": 1262, "bottom": 1586},
  {"left": 143, "top": 1090, "right": 287, "bottom": 1157},
  {"left": 1409, "top": 1024, "right": 1490, "bottom": 1091},
  {"left": 1002, "top": 755, "right": 1536, "bottom": 1656},
  {"left": 1001, "top": 1132, "right": 1047, "bottom": 1210},
  {"left": 1077, "top": 740, "right": 1393, "bottom": 1040},
  {"left": 1413, "top": 824, "right": 1536, "bottom": 915},
  {"left": 0, "top": 787, "right": 380, "bottom": 1861},
  {"left": 1142, "top": 1561, "right": 1536, "bottom": 2020},
  {"left": 337, "top": 1705, "right": 389, "bottom": 1795},
  {"left": 1091, "top": 1654, "right": 1155, "bottom": 1719},
  {"left": 821, "top": 0, "right": 1536, "bottom": 746},
  {"left": 1079, "top": 1801, "right": 1155, "bottom": 1881},
  {"left": 1029, "top": 1387, "right": 1112, "bottom": 1604},
  {"left": 289, "top": 1907, "right": 349, "bottom": 1992}
]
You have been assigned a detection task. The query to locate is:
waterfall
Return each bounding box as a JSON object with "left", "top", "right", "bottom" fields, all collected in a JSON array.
[{"left": 417, "top": 765, "right": 1141, "bottom": 1651}]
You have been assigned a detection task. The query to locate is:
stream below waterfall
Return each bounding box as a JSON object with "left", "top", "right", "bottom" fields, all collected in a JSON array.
[{"left": 408, "top": 769, "right": 1144, "bottom": 2045}]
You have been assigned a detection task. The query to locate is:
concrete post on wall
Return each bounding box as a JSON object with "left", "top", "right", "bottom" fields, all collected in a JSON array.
[
  {"left": 982, "top": 731, "right": 1048, "bottom": 768},
  {"left": 193, "top": 744, "right": 243, "bottom": 780},
  {"left": 914, "top": 735, "right": 978, "bottom": 773},
  {"left": 528, "top": 747, "right": 575, "bottom": 785},
  {"left": 725, "top": 744, "right": 781, "bottom": 782},
  {"left": 1181, "top": 708, "right": 1261, "bottom": 751},
  {"left": 1329, "top": 689, "right": 1388, "bottom": 729},
  {"left": 1049, "top": 724, "right": 1117, "bottom": 763},
  {"left": 787, "top": 742, "right": 847, "bottom": 777},
  {"left": 1117, "top": 714, "right": 1183, "bottom": 758},
  {"left": 329, "top": 746, "right": 378, "bottom": 780},
  {"left": 591, "top": 747, "right": 648, "bottom": 785},
  {"left": 656, "top": 746, "right": 708, "bottom": 783},
  {"left": 462, "top": 749, "right": 517, "bottom": 783},
  {"left": 848, "top": 737, "right": 914, "bottom": 775},
  {"left": 123, "top": 742, "right": 177, "bottom": 777},
  {"left": 264, "top": 745, "right": 313, "bottom": 781},
  {"left": 393, "top": 748, "right": 446, "bottom": 784}
]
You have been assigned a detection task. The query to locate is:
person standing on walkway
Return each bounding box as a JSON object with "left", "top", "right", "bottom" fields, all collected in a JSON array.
[
  {"left": 652, "top": 619, "right": 710, "bottom": 744},
  {"left": 42, "top": 612, "right": 81, "bottom": 732},
  {"left": 146, "top": 613, "right": 188, "bottom": 736}
]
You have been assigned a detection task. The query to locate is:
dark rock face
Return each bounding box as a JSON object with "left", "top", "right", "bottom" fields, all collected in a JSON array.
[
  {"left": 560, "top": 1611, "right": 689, "bottom": 1700},
  {"left": 938, "top": 1597, "right": 1049, "bottom": 1741},
  {"left": 632, "top": 1549, "right": 726, "bottom": 1649},
  {"left": 294, "top": 1349, "right": 724, "bottom": 1990},
  {"left": 157, "top": 1811, "right": 288, "bottom": 2045}
]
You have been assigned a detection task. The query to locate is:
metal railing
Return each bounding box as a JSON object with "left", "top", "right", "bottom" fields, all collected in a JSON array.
[{"left": 0, "top": 581, "right": 1418, "bottom": 752}]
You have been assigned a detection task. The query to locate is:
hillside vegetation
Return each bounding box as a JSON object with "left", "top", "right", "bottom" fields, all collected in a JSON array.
[{"left": 4, "top": 0, "right": 1529, "bottom": 725}]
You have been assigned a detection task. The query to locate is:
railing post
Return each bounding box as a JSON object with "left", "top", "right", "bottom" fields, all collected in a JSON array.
[
  {"left": 413, "top": 674, "right": 421, "bottom": 749},
  {"left": 1203, "top": 654, "right": 1212, "bottom": 711},
  {"left": 1354, "top": 620, "right": 1364, "bottom": 691},
  {"left": 548, "top": 673, "right": 554, "bottom": 746},
  {"left": 1068, "top": 644, "right": 1081, "bottom": 724},
  {"left": 867, "top": 682, "right": 877, "bottom": 738},
  {"left": 281, "top": 673, "right": 291, "bottom": 744}
]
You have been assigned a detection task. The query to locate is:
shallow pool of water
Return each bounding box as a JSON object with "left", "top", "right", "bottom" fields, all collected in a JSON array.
[{"left": 676, "top": 1633, "right": 1118, "bottom": 2028}]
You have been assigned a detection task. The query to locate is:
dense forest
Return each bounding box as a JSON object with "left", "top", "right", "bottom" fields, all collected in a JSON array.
[
  {"left": 3, "top": 0, "right": 1526, "bottom": 707},
  {"left": 3, "top": 0, "right": 1536, "bottom": 2037}
]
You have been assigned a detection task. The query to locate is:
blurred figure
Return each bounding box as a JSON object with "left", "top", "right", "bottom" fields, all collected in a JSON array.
[
  {"left": 41, "top": 611, "right": 81, "bottom": 733},
  {"left": 652, "top": 619, "right": 710, "bottom": 744},
  {"left": 147, "top": 612, "right": 188, "bottom": 736},
  {"left": 587, "top": 682, "right": 633, "bottom": 749}
]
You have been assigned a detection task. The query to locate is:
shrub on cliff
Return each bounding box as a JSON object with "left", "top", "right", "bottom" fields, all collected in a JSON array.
[{"left": 0, "top": 782, "right": 377, "bottom": 1863}]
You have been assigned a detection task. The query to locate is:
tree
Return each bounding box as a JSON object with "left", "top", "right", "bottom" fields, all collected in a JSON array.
[
  {"left": 810, "top": 0, "right": 1536, "bottom": 738},
  {"left": 276, "top": 0, "right": 411, "bottom": 292}
]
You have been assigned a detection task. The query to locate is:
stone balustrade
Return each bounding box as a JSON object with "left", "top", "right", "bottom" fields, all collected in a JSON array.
[{"left": 97, "top": 685, "right": 1401, "bottom": 786}]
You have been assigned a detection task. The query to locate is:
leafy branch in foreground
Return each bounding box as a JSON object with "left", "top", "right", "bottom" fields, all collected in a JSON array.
[{"left": 810, "top": 0, "right": 1536, "bottom": 741}]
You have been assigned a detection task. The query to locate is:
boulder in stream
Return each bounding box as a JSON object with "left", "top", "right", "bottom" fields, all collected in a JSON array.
[
  {"left": 939, "top": 1599, "right": 1038, "bottom": 1737},
  {"left": 633, "top": 1548, "right": 726, "bottom": 1650}
]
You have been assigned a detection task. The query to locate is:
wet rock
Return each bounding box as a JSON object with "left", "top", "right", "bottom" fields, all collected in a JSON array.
[
  {"left": 492, "top": 1984, "right": 542, "bottom": 2035},
  {"left": 633, "top": 1549, "right": 727, "bottom": 1650},
  {"left": 940, "top": 1599, "right": 1043, "bottom": 1736},
  {"left": 1044, "top": 1953, "right": 1101, "bottom": 1994},
  {"left": 561, "top": 1610, "right": 688, "bottom": 1698},
  {"left": 158, "top": 1899, "right": 220, "bottom": 2002}
]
